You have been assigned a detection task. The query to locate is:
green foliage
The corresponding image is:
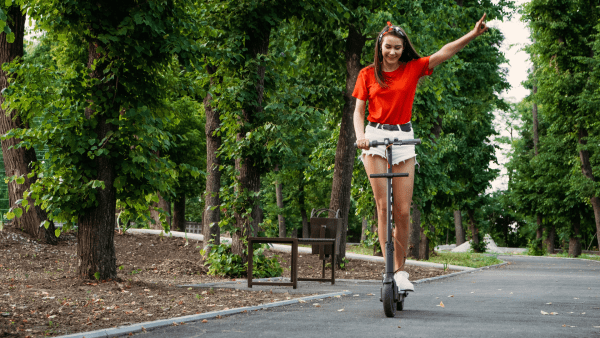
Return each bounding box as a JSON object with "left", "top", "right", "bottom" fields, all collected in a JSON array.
[
  {"left": 201, "top": 243, "right": 282, "bottom": 278},
  {"left": 526, "top": 238, "right": 546, "bottom": 256},
  {"left": 1, "top": 1, "right": 205, "bottom": 230},
  {"left": 470, "top": 239, "right": 487, "bottom": 253},
  {"left": 502, "top": 0, "right": 600, "bottom": 252},
  {"left": 360, "top": 228, "right": 381, "bottom": 254}
]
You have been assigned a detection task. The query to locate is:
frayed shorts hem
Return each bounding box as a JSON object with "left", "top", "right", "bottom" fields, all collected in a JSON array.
[{"left": 361, "top": 153, "right": 417, "bottom": 167}]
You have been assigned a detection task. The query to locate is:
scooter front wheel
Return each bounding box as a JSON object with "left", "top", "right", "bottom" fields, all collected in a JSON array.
[{"left": 382, "top": 283, "right": 397, "bottom": 317}]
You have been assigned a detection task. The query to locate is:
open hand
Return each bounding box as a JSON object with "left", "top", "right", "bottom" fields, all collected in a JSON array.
[{"left": 472, "top": 13, "right": 488, "bottom": 37}]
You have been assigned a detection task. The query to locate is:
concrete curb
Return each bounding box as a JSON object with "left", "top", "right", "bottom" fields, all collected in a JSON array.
[{"left": 56, "top": 290, "right": 352, "bottom": 338}]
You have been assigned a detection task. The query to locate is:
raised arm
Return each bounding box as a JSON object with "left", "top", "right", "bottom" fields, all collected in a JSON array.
[{"left": 428, "top": 13, "right": 488, "bottom": 69}]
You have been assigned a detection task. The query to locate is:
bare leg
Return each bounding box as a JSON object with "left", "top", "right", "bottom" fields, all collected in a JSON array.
[
  {"left": 363, "top": 155, "right": 415, "bottom": 271},
  {"left": 391, "top": 157, "right": 415, "bottom": 271}
]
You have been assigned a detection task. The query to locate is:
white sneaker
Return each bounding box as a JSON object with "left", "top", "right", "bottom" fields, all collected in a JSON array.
[{"left": 394, "top": 271, "right": 414, "bottom": 292}]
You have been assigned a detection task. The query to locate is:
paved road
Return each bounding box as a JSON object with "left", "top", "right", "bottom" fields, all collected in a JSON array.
[{"left": 135, "top": 256, "right": 600, "bottom": 338}]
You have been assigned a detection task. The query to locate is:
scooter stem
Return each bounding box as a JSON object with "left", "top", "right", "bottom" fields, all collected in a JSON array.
[{"left": 384, "top": 138, "right": 394, "bottom": 284}]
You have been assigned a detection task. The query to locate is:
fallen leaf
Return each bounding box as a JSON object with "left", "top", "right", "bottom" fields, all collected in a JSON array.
[
  {"left": 448, "top": 295, "right": 454, "bottom": 298},
  {"left": 201, "top": 319, "right": 208, "bottom": 323},
  {"left": 313, "top": 304, "right": 321, "bottom": 307},
  {"left": 436, "top": 301, "right": 445, "bottom": 308},
  {"left": 398, "top": 326, "right": 401, "bottom": 328}
]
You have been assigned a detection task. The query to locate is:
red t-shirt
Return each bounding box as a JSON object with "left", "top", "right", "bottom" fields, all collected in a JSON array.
[{"left": 352, "top": 56, "right": 433, "bottom": 125}]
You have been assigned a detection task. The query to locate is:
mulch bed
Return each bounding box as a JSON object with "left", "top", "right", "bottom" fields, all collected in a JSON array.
[{"left": 0, "top": 227, "right": 454, "bottom": 337}]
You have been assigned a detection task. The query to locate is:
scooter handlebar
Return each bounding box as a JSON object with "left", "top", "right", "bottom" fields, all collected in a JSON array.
[{"left": 353, "top": 138, "right": 421, "bottom": 148}]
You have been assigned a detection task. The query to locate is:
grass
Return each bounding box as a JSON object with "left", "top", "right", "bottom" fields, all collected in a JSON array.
[
  {"left": 425, "top": 252, "right": 503, "bottom": 269},
  {"left": 549, "top": 252, "right": 600, "bottom": 261},
  {"left": 345, "top": 245, "right": 380, "bottom": 256},
  {"left": 347, "top": 244, "right": 503, "bottom": 268}
]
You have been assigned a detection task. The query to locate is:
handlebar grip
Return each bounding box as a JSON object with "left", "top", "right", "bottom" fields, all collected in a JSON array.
[{"left": 354, "top": 138, "right": 422, "bottom": 147}]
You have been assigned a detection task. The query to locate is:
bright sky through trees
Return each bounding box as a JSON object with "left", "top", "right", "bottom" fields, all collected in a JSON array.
[{"left": 489, "top": 0, "right": 531, "bottom": 191}]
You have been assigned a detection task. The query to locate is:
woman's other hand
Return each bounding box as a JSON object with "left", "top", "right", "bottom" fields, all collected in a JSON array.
[
  {"left": 357, "top": 138, "right": 371, "bottom": 150},
  {"left": 472, "top": 13, "right": 488, "bottom": 37}
]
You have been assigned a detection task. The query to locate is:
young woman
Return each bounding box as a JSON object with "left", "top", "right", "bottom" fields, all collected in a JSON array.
[{"left": 353, "top": 14, "right": 488, "bottom": 291}]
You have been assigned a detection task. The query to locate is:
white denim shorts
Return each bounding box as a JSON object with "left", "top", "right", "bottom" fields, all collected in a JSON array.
[{"left": 360, "top": 124, "right": 417, "bottom": 166}]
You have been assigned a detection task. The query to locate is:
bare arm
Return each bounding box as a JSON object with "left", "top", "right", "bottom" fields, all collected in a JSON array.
[
  {"left": 353, "top": 99, "right": 370, "bottom": 150},
  {"left": 429, "top": 13, "right": 488, "bottom": 69}
]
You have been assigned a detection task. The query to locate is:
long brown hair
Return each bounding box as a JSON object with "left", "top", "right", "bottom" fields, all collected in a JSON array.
[{"left": 371, "top": 24, "right": 422, "bottom": 88}]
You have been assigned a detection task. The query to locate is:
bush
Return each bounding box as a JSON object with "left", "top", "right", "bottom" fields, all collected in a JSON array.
[
  {"left": 470, "top": 239, "right": 487, "bottom": 253},
  {"left": 201, "top": 243, "right": 283, "bottom": 278},
  {"left": 360, "top": 229, "right": 381, "bottom": 254},
  {"left": 526, "top": 238, "right": 546, "bottom": 256}
]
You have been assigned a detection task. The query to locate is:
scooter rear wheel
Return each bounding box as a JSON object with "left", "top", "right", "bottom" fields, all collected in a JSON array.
[
  {"left": 397, "top": 297, "right": 404, "bottom": 311},
  {"left": 382, "top": 283, "right": 396, "bottom": 317}
]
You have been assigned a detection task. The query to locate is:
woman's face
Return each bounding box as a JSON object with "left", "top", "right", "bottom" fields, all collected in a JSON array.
[{"left": 381, "top": 34, "right": 404, "bottom": 66}]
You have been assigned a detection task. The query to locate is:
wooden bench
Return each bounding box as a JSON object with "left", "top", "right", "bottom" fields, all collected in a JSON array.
[{"left": 247, "top": 237, "right": 336, "bottom": 289}]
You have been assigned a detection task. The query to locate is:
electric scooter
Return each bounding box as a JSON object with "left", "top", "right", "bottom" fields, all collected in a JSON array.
[{"left": 355, "top": 137, "right": 421, "bottom": 317}]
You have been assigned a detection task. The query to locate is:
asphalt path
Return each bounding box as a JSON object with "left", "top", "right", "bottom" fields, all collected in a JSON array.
[{"left": 134, "top": 256, "right": 600, "bottom": 338}]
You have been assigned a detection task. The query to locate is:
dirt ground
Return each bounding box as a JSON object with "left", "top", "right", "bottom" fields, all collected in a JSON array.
[{"left": 0, "top": 227, "right": 454, "bottom": 337}]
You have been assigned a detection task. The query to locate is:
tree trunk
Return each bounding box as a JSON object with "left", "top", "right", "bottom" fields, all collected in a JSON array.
[
  {"left": 418, "top": 223, "right": 429, "bottom": 260},
  {"left": 275, "top": 166, "right": 285, "bottom": 238},
  {"left": 468, "top": 209, "right": 480, "bottom": 252},
  {"left": 532, "top": 81, "right": 539, "bottom": 156},
  {"left": 360, "top": 217, "right": 368, "bottom": 243},
  {"left": 276, "top": 182, "right": 285, "bottom": 237},
  {"left": 172, "top": 195, "right": 186, "bottom": 232},
  {"left": 536, "top": 213, "right": 543, "bottom": 252},
  {"left": 329, "top": 24, "right": 366, "bottom": 266},
  {"left": 0, "top": 6, "right": 56, "bottom": 244},
  {"left": 231, "top": 32, "right": 270, "bottom": 262},
  {"left": 299, "top": 183, "right": 309, "bottom": 238},
  {"left": 372, "top": 210, "right": 381, "bottom": 256},
  {"left": 569, "top": 214, "right": 582, "bottom": 257},
  {"left": 202, "top": 65, "right": 221, "bottom": 250},
  {"left": 577, "top": 127, "right": 600, "bottom": 250},
  {"left": 77, "top": 40, "right": 118, "bottom": 280},
  {"left": 408, "top": 203, "right": 420, "bottom": 259},
  {"left": 503, "top": 215, "right": 509, "bottom": 247},
  {"left": 544, "top": 223, "right": 555, "bottom": 254},
  {"left": 149, "top": 192, "right": 169, "bottom": 230},
  {"left": 454, "top": 209, "right": 465, "bottom": 246},
  {"left": 532, "top": 64, "right": 545, "bottom": 252}
]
